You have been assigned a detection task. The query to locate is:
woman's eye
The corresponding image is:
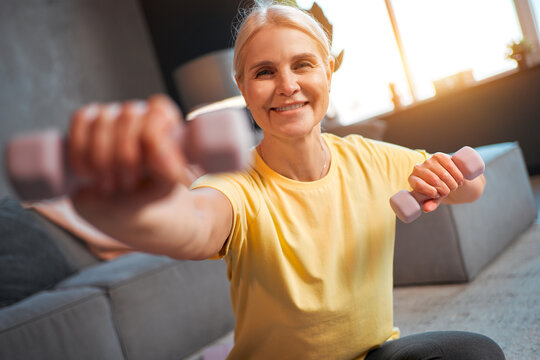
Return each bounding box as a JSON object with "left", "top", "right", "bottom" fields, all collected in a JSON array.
[
  {"left": 295, "top": 62, "right": 313, "bottom": 70},
  {"left": 255, "top": 69, "right": 273, "bottom": 78}
]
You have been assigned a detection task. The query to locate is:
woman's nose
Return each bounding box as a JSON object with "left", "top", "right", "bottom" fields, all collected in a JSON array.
[{"left": 276, "top": 70, "right": 300, "bottom": 96}]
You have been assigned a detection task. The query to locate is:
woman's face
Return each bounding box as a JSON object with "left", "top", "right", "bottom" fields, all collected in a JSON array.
[{"left": 236, "top": 25, "right": 333, "bottom": 141}]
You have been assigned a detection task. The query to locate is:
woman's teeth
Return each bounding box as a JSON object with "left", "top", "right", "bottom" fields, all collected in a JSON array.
[{"left": 274, "top": 103, "right": 305, "bottom": 112}]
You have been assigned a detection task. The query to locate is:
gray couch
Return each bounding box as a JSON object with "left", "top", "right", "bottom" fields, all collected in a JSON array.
[
  {"left": 0, "top": 202, "right": 235, "bottom": 360},
  {"left": 393, "top": 142, "right": 538, "bottom": 285}
]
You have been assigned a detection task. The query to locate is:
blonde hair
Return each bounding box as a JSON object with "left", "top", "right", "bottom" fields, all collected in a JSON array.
[{"left": 233, "top": 1, "right": 332, "bottom": 81}]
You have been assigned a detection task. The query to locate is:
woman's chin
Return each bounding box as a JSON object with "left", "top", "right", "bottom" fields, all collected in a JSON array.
[{"left": 271, "top": 123, "right": 321, "bottom": 140}]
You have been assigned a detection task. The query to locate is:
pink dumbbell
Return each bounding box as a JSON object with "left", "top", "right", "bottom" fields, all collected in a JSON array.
[
  {"left": 5, "top": 108, "right": 252, "bottom": 202},
  {"left": 389, "top": 146, "right": 485, "bottom": 223}
]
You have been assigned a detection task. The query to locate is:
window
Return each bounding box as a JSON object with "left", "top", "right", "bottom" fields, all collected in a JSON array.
[
  {"left": 298, "top": 0, "right": 411, "bottom": 124},
  {"left": 391, "top": 0, "right": 522, "bottom": 98},
  {"left": 297, "top": 0, "right": 527, "bottom": 125},
  {"left": 528, "top": 0, "right": 540, "bottom": 35}
]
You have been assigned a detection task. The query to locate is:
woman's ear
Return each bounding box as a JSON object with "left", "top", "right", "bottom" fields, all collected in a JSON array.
[
  {"left": 326, "top": 56, "right": 335, "bottom": 89},
  {"left": 235, "top": 75, "right": 248, "bottom": 108},
  {"left": 235, "top": 75, "right": 244, "bottom": 95}
]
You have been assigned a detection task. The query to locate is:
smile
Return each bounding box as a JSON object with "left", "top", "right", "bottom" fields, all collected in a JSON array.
[{"left": 271, "top": 102, "right": 307, "bottom": 112}]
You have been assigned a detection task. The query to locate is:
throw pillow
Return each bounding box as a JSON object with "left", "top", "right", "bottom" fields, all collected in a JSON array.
[{"left": 0, "top": 197, "right": 76, "bottom": 307}]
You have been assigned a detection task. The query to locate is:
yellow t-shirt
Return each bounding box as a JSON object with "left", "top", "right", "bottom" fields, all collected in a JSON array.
[{"left": 191, "top": 133, "right": 428, "bottom": 360}]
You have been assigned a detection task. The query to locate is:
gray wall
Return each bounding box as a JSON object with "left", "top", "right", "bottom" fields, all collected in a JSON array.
[
  {"left": 0, "top": 0, "right": 165, "bottom": 199},
  {"left": 138, "top": 0, "right": 250, "bottom": 110}
]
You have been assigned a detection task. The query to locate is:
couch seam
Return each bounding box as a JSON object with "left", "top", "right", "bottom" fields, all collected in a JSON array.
[
  {"left": 0, "top": 288, "right": 105, "bottom": 333},
  {"left": 101, "top": 288, "right": 130, "bottom": 359},
  {"left": 60, "top": 258, "right": 179, "bottom": 291}
]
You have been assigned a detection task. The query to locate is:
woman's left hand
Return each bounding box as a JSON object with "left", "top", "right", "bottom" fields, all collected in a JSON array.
[{"left": 408, "top": 153, "right": 485, "bottom": 212}]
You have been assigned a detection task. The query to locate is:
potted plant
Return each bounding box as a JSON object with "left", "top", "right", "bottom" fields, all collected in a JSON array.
[
  {"left": 506, "top": 39, "right": 534, "bottom": 70},
  {"left": 280, "top": 0, "right": 345, "bottom": 72}
]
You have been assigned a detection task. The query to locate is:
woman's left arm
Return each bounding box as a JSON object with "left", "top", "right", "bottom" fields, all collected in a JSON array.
[{"left": 442, "top": 175, "right": 486, "bottom": 204}]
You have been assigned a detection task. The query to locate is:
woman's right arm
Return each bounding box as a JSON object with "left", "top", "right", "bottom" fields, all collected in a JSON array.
[{"left": 68, "top": 95, "right": 233, "bottom": 260}]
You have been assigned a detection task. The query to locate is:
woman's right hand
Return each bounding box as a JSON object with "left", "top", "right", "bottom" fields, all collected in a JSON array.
[
  {"left": 66, "top": 94, "right": 232, "bottom": 260},
  {"left": 68, "top": 94, "right": 195, "bottom": 195}
]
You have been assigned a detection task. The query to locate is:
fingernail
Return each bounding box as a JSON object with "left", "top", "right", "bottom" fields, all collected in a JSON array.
[
  {"left": 84, "top": 104, "right": 99, "bottom": 120},
  {"left": 105, "top": 103, "right": 121, "bottom": 118},
  {"left": 133, "top": 101, "right": 148, "bottom": 115}
]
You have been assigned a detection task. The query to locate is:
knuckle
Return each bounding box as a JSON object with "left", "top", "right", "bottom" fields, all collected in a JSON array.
[
  {"left": 441, "top": 172, "right": 454, "bottom": 184},
  {"left": 433, "top": 152, "right": 449, "bottom": 161},
  {"left": 425, "top": 172, "right": 439, "bottom": 185},
  {"left": 439, "top": 186, "right": 450, "bottom": 197},
  {"left": 421, "top": 184, "right": 438, "bottom": 198},
  {"left": 148, "top": 95, "right": 183, "bottom": 122}
]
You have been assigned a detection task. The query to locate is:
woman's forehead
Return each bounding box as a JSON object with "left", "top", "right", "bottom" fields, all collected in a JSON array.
[{"left": 243, "top": 25, "right": 322, "bottom": 63}]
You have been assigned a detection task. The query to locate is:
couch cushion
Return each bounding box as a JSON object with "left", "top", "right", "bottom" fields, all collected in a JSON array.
[
  {"left": 0, "top": 287, "right": 124, "bottom": 360},
  {"left": 29, "top": 208, "right": 101, "bottom": 270},
  {"left": 58, "top": 253, "right": 235, "bottom": 360},
  {"left": 0, "top": 197, "right": 76, "bottom": 307}
]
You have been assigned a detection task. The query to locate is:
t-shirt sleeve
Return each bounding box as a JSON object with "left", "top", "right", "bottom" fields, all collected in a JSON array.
[
  {"left": 354, "top": 136, "right": 430, "bottom": 193},
  {"left": 190, "top": 172, "right": 257, "bottom": 259}
]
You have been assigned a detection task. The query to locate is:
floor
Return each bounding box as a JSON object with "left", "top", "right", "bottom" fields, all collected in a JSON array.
[{"left": 393, "top": 175, "right": 540, "bottom": 360}]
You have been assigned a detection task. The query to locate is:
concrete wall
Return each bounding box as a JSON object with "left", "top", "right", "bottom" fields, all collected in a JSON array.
[
  {"left": 0, "top": 0, "right": 165, "bottom": 199},
  {"left": 379, "top": 64, "right": 540, "bottom": 175}
]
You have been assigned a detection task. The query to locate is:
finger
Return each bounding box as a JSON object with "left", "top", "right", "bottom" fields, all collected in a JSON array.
[
  {"left": 424, "top": 162, "right": 453, "bottom": 197},
  {"left": 141, "top": 101, "right": 187, "bottom": 184},
  {"left": 431, "top": 153, "right": 463, "bottom": 191},
  {"left": 68, "top": 103, "right": 99, "bottom": 179},
  {"left": 147, "top": 94, "right": 184, "bottom": 121},
  {"left": 89, "top": 103, "right": 121, "bottom": 193},
  {"left": 409, "top": 165, "right": 441, "bottom": 198},
  {"left": 422, "top": 198, "right": 443, "bottom": 213},
  {"left": 114, "top": 101, "right": 146, "bottom": 191}
]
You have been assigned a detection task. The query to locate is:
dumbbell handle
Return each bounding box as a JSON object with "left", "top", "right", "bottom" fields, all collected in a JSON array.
[
  {"left": 389, "top": 146, "right": 485, "bottom": 223},
  {"left": 5, "top": 108, "right": 252, "bottom": 201}
]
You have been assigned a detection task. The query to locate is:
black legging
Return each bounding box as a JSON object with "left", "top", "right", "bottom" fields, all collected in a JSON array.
[{"left": 365, "top": 331, "right": 505, "bottom": 360}]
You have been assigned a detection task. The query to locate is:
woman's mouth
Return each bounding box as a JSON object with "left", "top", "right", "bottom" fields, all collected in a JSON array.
[{"left": 271, "top": 102, "right": 308, "bottom": 112}]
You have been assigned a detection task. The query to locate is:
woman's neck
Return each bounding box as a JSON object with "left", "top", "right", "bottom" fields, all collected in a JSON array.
[{"left": 257, "top": 132, "right": 330, "bottom": 182}]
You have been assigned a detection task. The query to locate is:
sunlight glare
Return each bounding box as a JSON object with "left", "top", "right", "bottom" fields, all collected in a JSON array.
[{"left": 296, "top": 0, "right": 524, "bottom": 124}]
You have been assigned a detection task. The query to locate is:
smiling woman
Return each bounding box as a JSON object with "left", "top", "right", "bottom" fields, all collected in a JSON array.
[
  {"left": 235, "top": 26, "right": 333, "bottom": 181},
  {"left": 231, "top": 3, "right": 334, "bottom": 181},
  {"left": 188, "top": 2, "right": 495, "bottom": 360},
  {"left": 58, "top": 2, "right": 498, "bottom": 360}
]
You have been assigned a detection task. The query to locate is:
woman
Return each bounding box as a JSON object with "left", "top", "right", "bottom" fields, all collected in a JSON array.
[{"left": 68, "top": 2, "right": 504, "bottom": 359}]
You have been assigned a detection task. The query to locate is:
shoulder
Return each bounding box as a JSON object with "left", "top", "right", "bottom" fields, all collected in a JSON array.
[
  {"left": 190, "top": 167, "right": 262, "bottom": 219},
  {"left": 324, "top": 133, "right": 428, "bottom": 162}
]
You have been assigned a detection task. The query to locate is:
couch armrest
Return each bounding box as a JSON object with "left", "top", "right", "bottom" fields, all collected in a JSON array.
[
  {"left": 0, "top": 287, "right": 124, "bottom": 360},
  {"left": 394, "top": 142, "right": 537, "bottom": 285}
]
